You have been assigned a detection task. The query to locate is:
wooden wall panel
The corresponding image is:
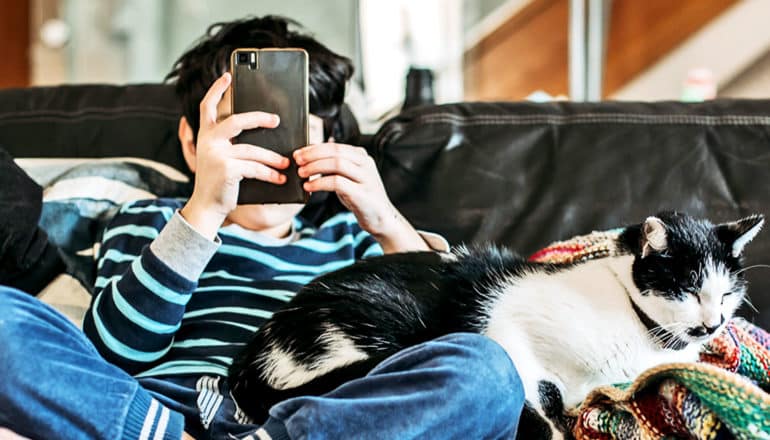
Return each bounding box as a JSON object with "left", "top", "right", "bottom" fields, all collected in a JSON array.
[
  {"left": 465, "top": 0, "right": 568, "bottom": 100},
  {"left": 604, "top": 0, "right": 738, "bottom": 95},
  {"left": 0, "top": 0, "right": 31, "bottom": 88},
  {"left": 464, "top": 0, "right": 738, "bottom": 101}
]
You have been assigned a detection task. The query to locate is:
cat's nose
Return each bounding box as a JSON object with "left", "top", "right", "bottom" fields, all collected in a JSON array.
[
  {"left": 703, "top": 316, "right": 725, "bottom": 335},
  {"left": 689, "top": 324, "right": 721, "bottom": 337}
]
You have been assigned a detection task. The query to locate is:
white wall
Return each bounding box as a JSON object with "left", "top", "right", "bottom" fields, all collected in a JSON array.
[
  {"left": 50, "top": 0, "right": 358, "bottom": 84},
  {"left": 720, "top": 49, "right": 770, "bottom": 98},
  {"left": 358, "top": 0, "right": 464, "bottom": 122},
  {"left": 164, "top": 0, "right": 358, "bottom": 79}
]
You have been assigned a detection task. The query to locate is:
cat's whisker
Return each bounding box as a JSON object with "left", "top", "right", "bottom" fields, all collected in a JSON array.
[
  {"left": 645, "top": 326, "right": 670, "bottom": 339},
  {"left": 652, "top": 322, "right": 689, "bottom": 334},
  {"left": 661, "top": 332, "right": 679, "bottom": 350},
  {"left": 645, "top": 323, "right": 691, "bottom": 349},
  {"left": 734, "top": 264, "right": 770, "bottom": 276},
  {"left": 662, "top": 327, "right": 691, "bottom": 350},
  {"left": 646, "top": 322, "right": 693, "bottom": 350},
  {"left": 742, "top": 295, "right": 759, "bottom": 314}
]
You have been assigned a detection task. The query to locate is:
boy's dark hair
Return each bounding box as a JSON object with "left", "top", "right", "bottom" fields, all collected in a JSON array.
[{"left": 165, "top": 16, "right": 354, "bottom": 142}]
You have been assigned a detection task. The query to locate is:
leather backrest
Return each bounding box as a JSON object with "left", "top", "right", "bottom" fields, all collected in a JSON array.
[
  {"left": 0, "top": 84, "right": 187, "bottom": 173},
  {"left": 373, "top": 100, "right": 770, "bottom": 327}
]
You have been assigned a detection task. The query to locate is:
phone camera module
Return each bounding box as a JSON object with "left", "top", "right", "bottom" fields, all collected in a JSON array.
[{"left": 237, "top": 52, "right": 249, "bottom": 64}]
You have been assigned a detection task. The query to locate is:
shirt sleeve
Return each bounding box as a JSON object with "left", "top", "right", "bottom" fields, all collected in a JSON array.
[
  {"left": 81, "top": 200, "right": 219, "bottom": 374},
  {"left": 417, "top": 230, "right": 451, "bottom": 252}
]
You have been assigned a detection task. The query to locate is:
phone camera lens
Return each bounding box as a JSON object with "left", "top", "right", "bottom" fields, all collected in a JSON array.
[{"left": 238, "top": 53, "right": 249, "bottom": 64}]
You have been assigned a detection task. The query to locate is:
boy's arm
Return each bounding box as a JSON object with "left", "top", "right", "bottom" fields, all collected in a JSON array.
[
  {"left": 353, "top": 218, "right": 449, "bottom": 260},
  {"left": 82, "top": 203, "right": 219, "bottom": 374}
]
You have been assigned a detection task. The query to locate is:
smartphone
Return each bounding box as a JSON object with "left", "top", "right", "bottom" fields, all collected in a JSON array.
[{"left": 230, "top": 48, "right": 309, "bottom": 204}]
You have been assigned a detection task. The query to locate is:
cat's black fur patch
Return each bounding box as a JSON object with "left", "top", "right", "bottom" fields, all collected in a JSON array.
[
  {"left": 514, "top": 382, "right": 576, "bottom": 440},
  {"left": 538, "top": 381, "right": 575, "bottom": 438},
  {"left": 229, "top": 246, "right": 541, "bottom": 423},
  {"left": 618, "top": 212, "right": 744, "bottom": 301},
  {"left": 516, "top": 403, "right": 554, "bottom": 440}
]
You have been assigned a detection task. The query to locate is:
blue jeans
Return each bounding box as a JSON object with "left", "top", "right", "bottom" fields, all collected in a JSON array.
[{"left": 0, "top": 286, "right": 524, "bottom": 439}]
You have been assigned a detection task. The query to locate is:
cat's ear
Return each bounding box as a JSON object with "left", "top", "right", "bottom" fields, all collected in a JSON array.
[
  {"left": 641, "top": 216, "right": 668, "bottom": 258},
  {"left": 716, "top": 214, "right": 764, "bottom": 257}
]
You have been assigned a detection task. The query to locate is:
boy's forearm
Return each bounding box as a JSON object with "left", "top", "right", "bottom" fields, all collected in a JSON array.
[
  {"left": 179, "top": 196, "right": 226, "bottom": 242},
  {"left": 373, "top": 212, "right": 451, "bottom": 254}
]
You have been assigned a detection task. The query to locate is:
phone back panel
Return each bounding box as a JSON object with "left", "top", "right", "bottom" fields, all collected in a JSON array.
[{"left": 231, "top": 49, "right": 309, "bottom": 204}]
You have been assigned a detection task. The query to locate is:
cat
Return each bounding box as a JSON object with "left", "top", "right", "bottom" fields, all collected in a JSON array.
[{"left": 228, "top": 212, "right": 764, "bottom": 439}]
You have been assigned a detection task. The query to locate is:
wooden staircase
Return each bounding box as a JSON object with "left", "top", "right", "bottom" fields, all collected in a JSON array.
[{"left": 464, "top": 0, "right": 741, "bottom": 100}]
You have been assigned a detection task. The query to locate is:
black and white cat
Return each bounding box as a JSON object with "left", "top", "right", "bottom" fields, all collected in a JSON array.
[{"left": 228, "top": 212, "right": 764, "bottom": 438}]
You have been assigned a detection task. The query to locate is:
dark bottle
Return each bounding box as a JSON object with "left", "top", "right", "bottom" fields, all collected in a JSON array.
[{"left": 402, "top": 67, "right": 435, "bottom": 110}]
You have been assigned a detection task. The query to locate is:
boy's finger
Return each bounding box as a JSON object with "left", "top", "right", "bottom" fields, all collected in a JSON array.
[
  {"left": 293, "top": 143, "right": 369, "bottom": 166},
  {"left": 217, "top": 112, "right": 280, "bottom": 138},
  {"left": 230, "top": 144, "right": 290, "bottom": 169},
  {"left": 297, "top": 157, "right": 364, "bottom": 183},
  {"left": 199, "top": 73, "right": 231, "bottom": 130},
  {"left": 234, "top": 159, "right": 287, "bottom": 185},
  {"left": 303, "top": 174, "right": 358, "bottom": 195}
]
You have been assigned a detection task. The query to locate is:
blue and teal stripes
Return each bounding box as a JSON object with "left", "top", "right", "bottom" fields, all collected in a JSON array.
[{"left": 82, "top": 198, "right": 382, "bottom": 378}]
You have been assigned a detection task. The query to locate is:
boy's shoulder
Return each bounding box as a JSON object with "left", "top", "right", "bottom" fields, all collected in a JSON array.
[
  {"left": 121, "top": 197, "right": 186, "bottom": 211},
  {"left": 109, "top": 197, "right": 186, "bottom": 228},
  {"left": 118, "top": 197, "right": 185, "bottom": 215},
  {"left": 99, "top": 198, "right": 186, "bottom": 249}
]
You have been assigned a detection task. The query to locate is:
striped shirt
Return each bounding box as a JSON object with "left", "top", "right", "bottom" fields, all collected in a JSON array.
[{"left": 81, "top": 198, "right": 383, "bottom": 378}]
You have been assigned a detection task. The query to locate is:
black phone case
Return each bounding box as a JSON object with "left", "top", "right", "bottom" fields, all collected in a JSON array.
[{"left": 231, "top": 49, "right": 309, "bottom": 204}]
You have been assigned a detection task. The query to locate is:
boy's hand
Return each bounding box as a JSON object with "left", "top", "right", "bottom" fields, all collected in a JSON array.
[
  {"left": 294, "top": 143, "right": 428, "bottom": 253},
  {"left": 181, "top": 73, "right": 290, "bottom": 239}
]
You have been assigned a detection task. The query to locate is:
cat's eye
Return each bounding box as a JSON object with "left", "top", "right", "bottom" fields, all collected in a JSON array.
[{"left": 721, "top": 291, "right": 734, "bottom": 305}]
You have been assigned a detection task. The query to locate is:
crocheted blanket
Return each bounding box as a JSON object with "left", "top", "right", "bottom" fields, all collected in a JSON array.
[{"left": 530, "top": 231, "right": 770, "bottom": 440}]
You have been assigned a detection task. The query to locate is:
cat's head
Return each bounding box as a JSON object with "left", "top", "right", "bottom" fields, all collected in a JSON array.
[{"left": 620, "top": 212, "right": 764, "bottom": 348}]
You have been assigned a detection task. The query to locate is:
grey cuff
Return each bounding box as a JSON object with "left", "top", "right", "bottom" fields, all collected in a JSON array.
[
  {"left": 149, "top": 211, "right": 221, "bottom": 281},
  {"left": 417, "top": 230, "right": 450, "bottom": 252}
]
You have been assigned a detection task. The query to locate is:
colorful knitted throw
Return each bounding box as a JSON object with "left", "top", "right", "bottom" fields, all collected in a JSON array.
[{"left": 529, "top": 230, "right": 770, "bottom": 440}]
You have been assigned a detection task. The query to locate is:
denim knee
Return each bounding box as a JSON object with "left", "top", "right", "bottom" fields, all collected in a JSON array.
[
  {"left": 437, "top": 333, "right": 523, "bottom": 393},
  {"left": 0, "top": 286, "right": 35, "bottom": 338},
  {"left": 434, "top": 333, "right": 525, "bottom": 423},
  {"left": 0, "top": 286, "right": 65, "bottom": 379},
  {"left": 0, "top": 287, "right": 33, "bottom": 382},
  {"left": 267, "top": 332, "right": 525, "bottom": 439}
]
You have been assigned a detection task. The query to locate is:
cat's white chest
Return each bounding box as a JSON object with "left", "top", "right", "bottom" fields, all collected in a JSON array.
[{"left": 483, "top": 255, "right": 700, "bottom": 407}]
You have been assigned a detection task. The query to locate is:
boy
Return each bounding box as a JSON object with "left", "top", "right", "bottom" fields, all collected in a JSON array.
[{"left": 0, "top": 16, "right": 523, "bottom": 440}]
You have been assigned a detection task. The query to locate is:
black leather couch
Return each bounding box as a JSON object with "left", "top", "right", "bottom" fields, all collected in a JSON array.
[{"left": 1, "top": 85, "right": 769, "bottom": 328}]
